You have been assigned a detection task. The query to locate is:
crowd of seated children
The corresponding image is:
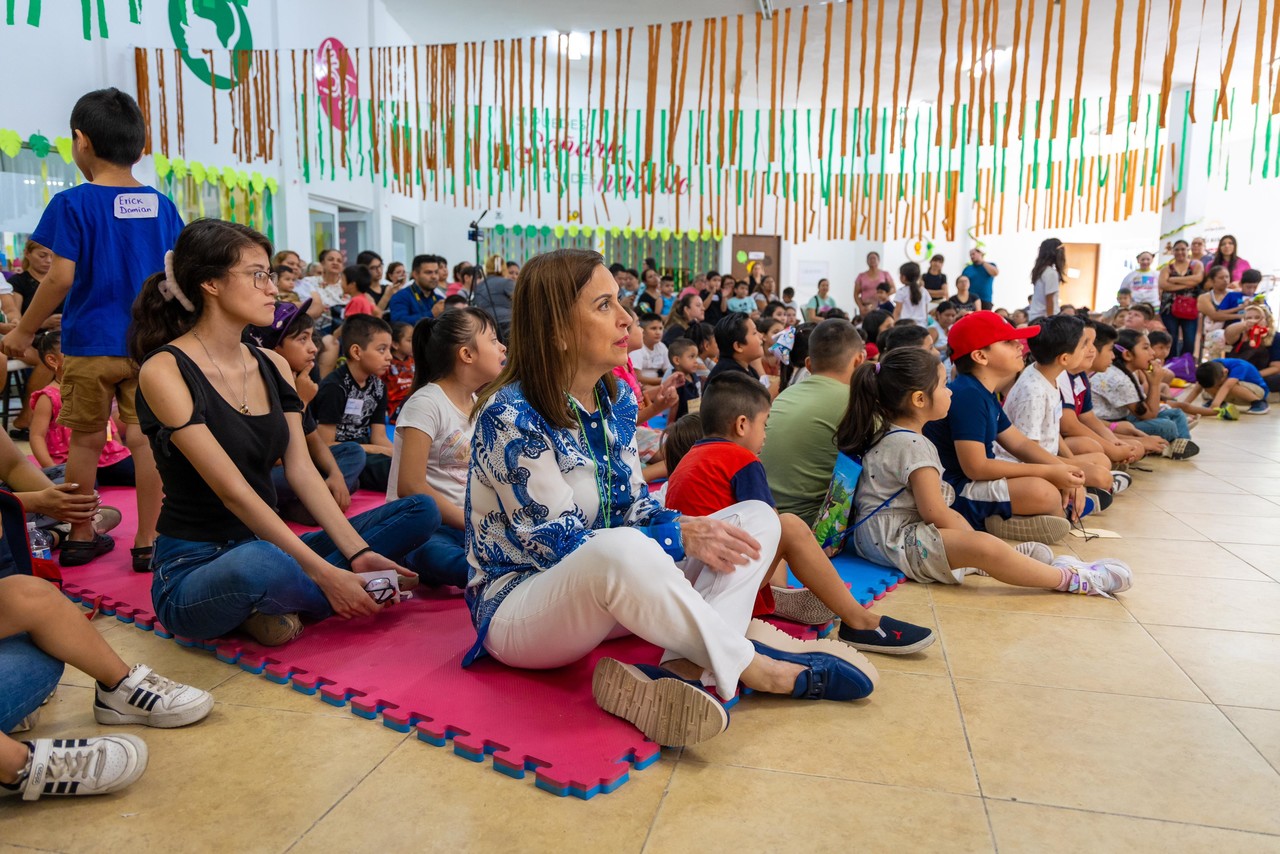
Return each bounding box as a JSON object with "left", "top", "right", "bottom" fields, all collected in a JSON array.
[{"left": 664, "top": 372, "right": 934, "bottom": 652}]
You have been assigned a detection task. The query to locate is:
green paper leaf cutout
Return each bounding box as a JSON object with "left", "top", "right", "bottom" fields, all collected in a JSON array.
[
  {"left": 250, "top": 171, "right": 265, "bottom": 193},
  {"left": 540, "top": 225, "right": 552, "bottom": 237},
  {"left": 265, "top": 177, "right": 278, "bottom": 194},
  {"left": 659, "top": 228, "right": 671, "bottom": 240},
  {"left": 511, "top": 224, "right": 523, "bottom": 236},
  {"left": 207, "top": 165, "right": 221, "bottom": 183},
  {"left": 581, "top": 227, "right": 593, "bottom": 237},
  {"left": 610, "top": 226, "right": 621, "bottom": 237},
  {"left": 28, "top": 134, "right": 50, "bottom": 158},
  {"left": 567, "top": 225, "right": 580, "bottom": 237},
  {"left": 621, "top": 226, "right": 633, "bottom": 238},
  {"left": 494, "top": 224, "right": 506, "bottom": 235},
  {"left": 553, "top": 225, "right": 566, "bottom": 238},
  {"left": 171, "top": 158, "right": 188, "bottom": 179},
  {"left": 153, "top": 152, "right": 172, "bottom": 178},
  {"left": 54, "top": 136, "right": 74, "bottom": 164},
  {"left": 0, "top": 130, "right": 22, "bottom": 159},
  {"left": 236, "top": 170, "right": 249, "bottom": 190},
  {"left": 190, "top": 162, "right": 207, "bottom": 184}
]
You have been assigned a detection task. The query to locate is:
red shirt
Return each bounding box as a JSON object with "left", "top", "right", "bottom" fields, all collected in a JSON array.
[
  {"left": 665, "top": 438, "right": 777, "bottom": 616},
  {"left": 385, "top": 356, "right": 415, "bottom": 421}
]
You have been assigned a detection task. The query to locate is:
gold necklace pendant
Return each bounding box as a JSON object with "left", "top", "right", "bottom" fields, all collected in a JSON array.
[{"left": 239, "top": 403, "right": 251, "bottom": 415}]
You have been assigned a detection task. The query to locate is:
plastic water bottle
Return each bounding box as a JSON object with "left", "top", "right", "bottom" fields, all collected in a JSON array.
[{"left": 27, "top": 522, "right": 52, "bottom": 561}]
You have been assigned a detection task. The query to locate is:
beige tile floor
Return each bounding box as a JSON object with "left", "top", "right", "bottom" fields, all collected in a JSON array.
[{"left": 4, "top": 416, "right": 1280, "bottom": 852}]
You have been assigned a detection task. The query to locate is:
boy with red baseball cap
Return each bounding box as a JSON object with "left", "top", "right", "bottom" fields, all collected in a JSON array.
[{"left": 922, "top": 312, "right": 1088, "bottom": 543}]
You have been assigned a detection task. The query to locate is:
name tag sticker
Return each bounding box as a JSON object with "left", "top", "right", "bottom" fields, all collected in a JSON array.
[
  {"left": 344, "top": 398, "right": 365, "bottom": 418},
  {"left": 114, "top": 194, "right": 160, "bottom": 219}
]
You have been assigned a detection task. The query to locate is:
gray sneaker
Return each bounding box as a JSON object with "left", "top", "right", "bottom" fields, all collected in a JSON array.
[{"left": 3, "top": 735, "right": 147, "bottom": 801}]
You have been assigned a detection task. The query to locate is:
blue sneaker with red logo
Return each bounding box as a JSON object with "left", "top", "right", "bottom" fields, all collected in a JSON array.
[{"left": 838, "top": 616, "right": 936, "bottom": 655}]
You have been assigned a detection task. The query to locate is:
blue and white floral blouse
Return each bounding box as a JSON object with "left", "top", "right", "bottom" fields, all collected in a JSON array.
[{"left": 462, "top": 379, "right": 684, "bottom": 665}]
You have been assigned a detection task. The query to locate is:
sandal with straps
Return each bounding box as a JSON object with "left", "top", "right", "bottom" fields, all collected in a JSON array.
[
  {"left": 59, "top": 533, "right": 116, "bottom": 567},
  {"left": 131, "top": 546, "right": 155, "bottom": 573}
]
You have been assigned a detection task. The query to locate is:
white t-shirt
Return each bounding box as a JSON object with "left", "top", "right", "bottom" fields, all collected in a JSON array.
[
  {"left": 386, "top": 383, "right": 474, "bottom": 505},
  {"left": 635, "top": 342, "right": 669, "bottom": 377},
  {"left": 296, "top": 277, "right": 349, "bottom": 308},
  {"left": 1089, "top": 365, "right": 1142, "bottom": 422},
  {"left": 995, "top": 367, "right": 1063, "bottom": 459},
  {"left": 1029, "top": 268, "right": 1061, "bottom": 320},
  {"left": 892, "top": 286, "right": 931, "bottom": 323}
]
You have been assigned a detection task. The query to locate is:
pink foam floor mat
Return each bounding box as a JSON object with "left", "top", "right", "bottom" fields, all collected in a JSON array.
[{"left": 58, "top": 487, "right": 882, "bottom": 799}]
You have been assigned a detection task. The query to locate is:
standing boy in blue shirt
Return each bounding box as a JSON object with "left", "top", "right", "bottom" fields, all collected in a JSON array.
[
  {"left": 923, "top": 312, "right": 1087, "bottom": 544},
  {"left": 3, "top": 89, "right": 183, "bottom": 570}
]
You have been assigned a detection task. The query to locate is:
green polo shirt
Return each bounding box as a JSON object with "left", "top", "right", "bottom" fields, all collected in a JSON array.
[{"left": 760, "top": 374, "right": 848, "bottom": 527}]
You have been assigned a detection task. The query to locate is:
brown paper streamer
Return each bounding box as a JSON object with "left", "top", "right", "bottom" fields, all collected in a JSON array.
[
  {"left": 841, "top": 1, "right": 853, "bottom": 150},
  {"left": 730, "top": 17, "right": 743, "bottom": 166},
  {"left": 936, "top": 0, "right": 949, "bottom": 146},
  {"left": 976, "top": 0, "right": 991, "bottom": 145},
  {"left": 1270, "top": 0, "right": 1280, "bottom": 114},
  {"left": 818, "top": 3, "right": 834, "bottom": 158},
  {"left": 857, "top": 0, "right": 870, "bottom": 154},
  {"left": 1018, "top": 0, "right": 1036, "bottom": 137},
  {"left": 1071, "top": 0, "right": 1092, "bottom": 135},
  {"left": 1129, "top": 0, "right": 1148, "bottom": 122},
  {"left": 1035, "top": 0, "right": 1052, "bottom": 138},
  {"left": 987, "top": 0, "right": 998, "bottom": 145},
  {"left": 1157, "top": 0, "right": 1181, "bottom": 126},
  {"left": 134, "top": 49, "right": 151, "bottom": 154},
  {"left": 1049, "top": 0, "right": 1066, "bottom": 136},
  {"left": 950, "top": 0, "right": 966, "bottom": 145},
  {"left": 1252, "top": 0, "right": 1267, "bottom": 104},
  {"left": 1215, "top": 2, "right": 1243, "bottom": 120},
  {"left": 869, "top": 0, "right": 886, "bottom": 153},
  {"left": 717, "top": 15, "right": 729, "bottom": 167},
  {"left": 904, "top": 0, "right": 925, "bottom": 148},
  {"left": 966, "top": 0, "right": 978, "bottom": 142},
  {"left": 156, "top": 49, "right": 169, "bottom": 155}
]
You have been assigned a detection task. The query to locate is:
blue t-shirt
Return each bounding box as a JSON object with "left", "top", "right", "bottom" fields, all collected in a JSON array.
[
  {"left": 1216, "top": 358, "right": 1266, "bottom": 389},
  {"left": 1216, "top": 292, "right": 1245, "bottom": 313},
  {"left": 31, "top": 184, "right": 183, "bottom": 357},
  {"left": 923, "top": 372, "right": 1012, "bottom": 486},
  {"left": 961, "top": 262, "right": 997, "bottom": 304}
]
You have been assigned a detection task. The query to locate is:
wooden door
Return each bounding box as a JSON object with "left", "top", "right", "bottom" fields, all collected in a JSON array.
[
  {"left": 730, "top": 234, "right": 781, "bottom": 281},
  {"left": 1061, "top": 243, "right": 1100, "bottom": 310}
]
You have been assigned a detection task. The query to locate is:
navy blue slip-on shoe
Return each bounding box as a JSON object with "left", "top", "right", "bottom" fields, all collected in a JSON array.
[
  {"left": 591, "top": 658, "right": 729, "bottom": 747},
  {"left": 838, "top": 616, "right": 936, "bottom": 655},
  {"left": 748, "top": 639, "right": 876, "bottom": 702}
]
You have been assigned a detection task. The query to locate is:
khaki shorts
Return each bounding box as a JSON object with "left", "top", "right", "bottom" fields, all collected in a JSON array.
[
  {"left": 1239, "top": 381, "right": 1266, "bottom": 401},
  {"left": 58, "top": 355, "right": 140, "bottom": 431}
]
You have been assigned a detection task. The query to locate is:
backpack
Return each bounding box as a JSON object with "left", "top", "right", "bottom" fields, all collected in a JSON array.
[{"left": 812, "top": 437, "right": 908, "bottom": 557}]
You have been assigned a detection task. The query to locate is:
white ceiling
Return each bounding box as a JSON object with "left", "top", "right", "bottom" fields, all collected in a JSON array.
[{"left": 383, "top": 0, "right": 1265, "bottom": 108}]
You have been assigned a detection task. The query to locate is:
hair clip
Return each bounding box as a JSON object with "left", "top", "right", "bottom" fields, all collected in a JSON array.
[
  {"left": 1114, "top": 344, "right": 1129, "bottom": 354},
  {"left": 157, "top": 250, "right": 195, "bottom": 312},
  {"left": 874, "top": 362, "right": 882, "bottom": 373}
]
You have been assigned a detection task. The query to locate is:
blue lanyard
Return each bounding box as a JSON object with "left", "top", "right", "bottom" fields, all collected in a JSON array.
[{"left": 570, "top": 389, "right": 613, "bottom": 528}]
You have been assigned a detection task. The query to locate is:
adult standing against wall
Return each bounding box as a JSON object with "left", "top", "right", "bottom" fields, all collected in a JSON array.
[
  {"left": 1189, "top": 237, "right": 1214, "bottom": 269},
  {"left": 854, "top": 252, "right": 894, "bottom": 317},
  {"left": 961, "top": 248, "right": 999, "bottom": 311},
  {"left": 471, "top": 254, "right": 517, "bottom": 340},
  {"left": 922, "top": 255, "right": 948, "bottom": 301},
  {"left": 1157, "top": 239, "right": 1204, "bottom": 358},
  {"left": 1119, "top": 251, "right": 1159, "bottom": 308},
  {"left": 1029, "top": 238, "right": 1065, "bottom": 321},
  {"left": 1211, "top": 235, "right": 1251, "bottom": 283}
]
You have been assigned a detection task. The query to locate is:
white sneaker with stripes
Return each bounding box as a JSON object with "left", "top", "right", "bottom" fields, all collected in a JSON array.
[
  {"left": 2, "top": 735, "right": 147, "bottom": 801},
  {"left": 93, "top": 664, "right": 214, "bottom": 728}
]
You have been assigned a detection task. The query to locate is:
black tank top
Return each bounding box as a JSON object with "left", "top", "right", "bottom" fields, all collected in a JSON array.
[{"left": 137, "top": 344, "right": 303, "bottom": 542}]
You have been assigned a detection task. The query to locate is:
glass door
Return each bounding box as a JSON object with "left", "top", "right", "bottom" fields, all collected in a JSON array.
[{"left": 308, "top": 202, "right": 338, "bottom": 263}]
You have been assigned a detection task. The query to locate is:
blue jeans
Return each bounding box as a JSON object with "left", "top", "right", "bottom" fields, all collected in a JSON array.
[
  {"left": 151, "top": 495, "right": 441, "bottom": 640},
  {"left": 271, "top": 442, "right": 366, "bottom": 525},
  {"left": 1124, "top": 408, "right": 1191, "bottom": 442},
  {"left": 0, "top": 633, "right": 64, "bottom": 733},
  {"left": 1162, "top": 312, "right": 1199, "bottom": 358},
  {"left": 412, "top": 525, "right": 469, "bottom": 588}
]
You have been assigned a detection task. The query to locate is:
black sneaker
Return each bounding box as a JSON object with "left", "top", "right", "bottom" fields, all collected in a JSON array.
[
  {"left": 1086, "top": 487, "right": 1114, "bottom": 512},
  {"left": 838, "top": 616, "right": 936, "bottom": 655}
]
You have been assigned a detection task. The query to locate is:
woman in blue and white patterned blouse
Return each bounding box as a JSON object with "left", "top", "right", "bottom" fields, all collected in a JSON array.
[{"left": 464, "top": 249, "right": 877, "bottom": 748}]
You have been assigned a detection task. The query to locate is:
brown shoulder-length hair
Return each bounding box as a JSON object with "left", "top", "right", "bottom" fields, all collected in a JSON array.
[{"left": 473, "top": 248, "right": 617, "bottom": 430}]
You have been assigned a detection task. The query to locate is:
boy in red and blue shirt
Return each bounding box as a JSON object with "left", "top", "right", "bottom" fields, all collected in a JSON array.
[{"left": 664, "top": 373, "right": 933, "bottom": 654}]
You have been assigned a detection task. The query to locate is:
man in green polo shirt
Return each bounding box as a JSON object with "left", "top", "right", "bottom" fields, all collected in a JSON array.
[{"left": 760, "top": 320, "right": 867, "bottom": 526}]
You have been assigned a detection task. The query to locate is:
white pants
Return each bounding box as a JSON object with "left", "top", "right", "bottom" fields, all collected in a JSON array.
[{"left": 483, "top": 501, "right": 781, "bottom": 693}]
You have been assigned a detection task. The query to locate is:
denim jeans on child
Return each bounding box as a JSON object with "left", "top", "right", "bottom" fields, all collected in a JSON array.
[
  {"left": 271, "top": 441, "right": 366, "bottom": 524},
  {"left": 413, "top": 525, "right": 469, "bottom": 588},
  {"left": 1123, "top": 407, "right": 1191, "bottom": 442},
  {"left": 0, "top": 633, "right": 64, "bottom": 733},
  {"left": 151, "top": 494, "right": 440, "bottom": 640}
]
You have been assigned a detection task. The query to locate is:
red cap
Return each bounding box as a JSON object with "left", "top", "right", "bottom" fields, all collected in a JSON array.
[{"left": 947, "top": 310, "right": 1040, "bottom": 358}]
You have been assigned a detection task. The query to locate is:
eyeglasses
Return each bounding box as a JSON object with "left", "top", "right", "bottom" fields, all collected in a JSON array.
[
  {"left": 363, "top": 577, "right": 396, "bottom": 604},
  {"left": 233, "top": 269, "right": 279, "bottom": 290}
]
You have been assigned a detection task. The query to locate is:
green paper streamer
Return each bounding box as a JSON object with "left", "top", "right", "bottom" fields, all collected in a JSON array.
[
  {"left": 94, "top": 0, "right": 105, "bottom": 37},
  {"left": 79, "top": 0, "right": 90, "bottom": 39},
  {"left": 486, "top": 106, "right": 493, "bottom": 200},
  {"left": 878, "top": 107, "right": 887, "bottom": 202},
  {"left": 6, "top": 0, "right": 15, "bottom": 26},
  {"left": 26, "top": 0, "right": 41, "bottom": 26},
  {"left": 128, "top": 0, "right": 139, "bottom": 24},
  {"left": 792, "top": 109, "right": 799, "bottom": 201},
  {"left": 959, "top": 104, "right": 968, "bottom": 193}
]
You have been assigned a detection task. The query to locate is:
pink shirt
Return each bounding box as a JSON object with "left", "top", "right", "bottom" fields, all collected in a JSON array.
[
  {"left": 31, "top": 385, "right": 131, "bottom": 468},
  {"left": 612, "top": 358, "right": 644, "bottom": 405},
  {"left": 856, "top": 270, "right": 894, "bottom": 304}
]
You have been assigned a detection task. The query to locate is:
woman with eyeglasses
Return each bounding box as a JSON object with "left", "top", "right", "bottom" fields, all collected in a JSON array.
[{"left": 128, "top": 219, "right": 441, "bottom": 647}]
